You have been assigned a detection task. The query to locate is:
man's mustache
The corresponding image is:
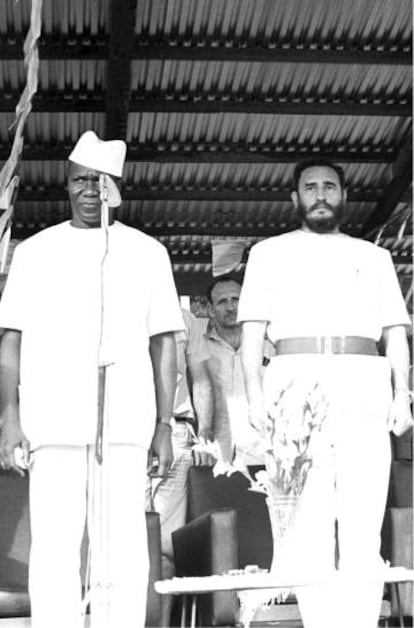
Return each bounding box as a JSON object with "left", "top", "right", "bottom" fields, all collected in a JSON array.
[{"left": 310, "top": 202, "right": 333, "bottom": 211}]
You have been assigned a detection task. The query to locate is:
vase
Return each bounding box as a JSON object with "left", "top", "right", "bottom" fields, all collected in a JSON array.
[
  {"left": 266, "top": 493, "right": 299, "bottom": 602},
  {"left": 237, "top": 493, "right": 299, "bottom": 628}
]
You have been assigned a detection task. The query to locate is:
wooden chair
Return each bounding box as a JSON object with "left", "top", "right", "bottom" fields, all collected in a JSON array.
[
  {"left": 173, "top": 466, "right": 302, "bottom": 627},
  {"left": 381, "top": 460, "right": 413, "bottom": 627}
]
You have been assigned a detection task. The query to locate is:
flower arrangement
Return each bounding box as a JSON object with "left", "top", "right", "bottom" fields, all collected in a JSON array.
[
  {"left": 259, "top": 381, "right": 329, "bottom": 497},
  {"left": 192, "top": 380, "right": 329, "bottom": 500},
  {"left": 192, "top": 380, "right": 329, "bottom": 626}
]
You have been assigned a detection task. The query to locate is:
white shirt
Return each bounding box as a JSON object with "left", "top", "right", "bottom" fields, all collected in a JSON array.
[
  {"left": 0, "top": 221, "right": 184, "bottom": 449},
  {"left": 206, "top": 327, "right": 274, "bottom": 465},
  {"left": 238, "top": 229, "right": 410, "bottom": 342},
  {"left": 173, "top": 309, "right": 209, "bottom": 419}
]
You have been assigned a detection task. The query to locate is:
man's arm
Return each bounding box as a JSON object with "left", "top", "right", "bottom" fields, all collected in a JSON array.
[
  {"left": 382, "top": 324, "right": 414, "bottom": 436},
  {"left": 188, "top": 357, "right": 215, "bottom": 465},
  {"left": 149, "top": 331, "right": 177, "bottom": 476},
  {"left": 240, "top": 320, "right": 268, "bottom": 435},
  {"left": 0, "top": 329, "right": 30, "bottom": 474},
  {"left": 190, "top": 358, "right": 213, "bottom": 435}
]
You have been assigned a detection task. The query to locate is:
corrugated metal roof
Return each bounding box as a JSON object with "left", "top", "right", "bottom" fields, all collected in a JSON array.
[
  {"left": 127, "top": 113, "right": 411, "bottom": 149},
  {"left": 124, "top": 160, "right": 392, "bottom": 189},
  {"left": 0, "top": 60, "right": 106, "bottom": 91},
  {"left": 130, "top": 60, "right": 410, "bottom": 100},
  {"left": 1, "top": 0, "right": 109, "bottom": 36},
  {"left": 135, "top": 0, "right": 412, "bottom": 46},
  {"left": 0, "top": 113, "right": 106, "bottom": 143},
  {"left": 0, "top": 0, "right": 411, "bottom": 300}
]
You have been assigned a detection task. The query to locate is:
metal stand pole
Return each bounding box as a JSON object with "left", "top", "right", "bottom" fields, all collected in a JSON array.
[{"left": 82, "top": 176, "right": 113, "bottom": 628}]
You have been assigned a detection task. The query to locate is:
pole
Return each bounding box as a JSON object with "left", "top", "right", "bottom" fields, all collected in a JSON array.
[{"left": 83, "top": 175, "right": 113, "bottom": 628}]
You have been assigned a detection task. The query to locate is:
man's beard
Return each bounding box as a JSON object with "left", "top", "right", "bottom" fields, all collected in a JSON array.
[{"left": 298, "top": 200, "right": 345, "bottom": 234}]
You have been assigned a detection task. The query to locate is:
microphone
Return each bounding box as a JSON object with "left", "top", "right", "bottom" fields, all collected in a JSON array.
[
  {"left": 99, "top": 173, "right": 122, "bottom": 208},
  {"left": 99, "top": 174, "right": 109, "bottom": 230}
]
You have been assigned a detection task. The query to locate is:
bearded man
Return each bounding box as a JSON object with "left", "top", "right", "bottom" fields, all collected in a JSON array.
[{"left": 238, "top": 159, "right": 412, "bottom": 628}]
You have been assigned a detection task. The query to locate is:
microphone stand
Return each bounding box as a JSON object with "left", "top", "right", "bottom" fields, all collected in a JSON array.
[{"left": 83, "top": 174, "right": 114, "bottom": 628}]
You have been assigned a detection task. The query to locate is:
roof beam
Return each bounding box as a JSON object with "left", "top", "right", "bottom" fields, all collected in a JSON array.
[
  {"left": 10, "top": 223, "right": 282, "bottom": 239},
  {"left": 169, "top": 251, "right": 412, "bottom": 265},
  {"left": 0, "top": 38, "right": 411, "bottom": 65},
  {"left": 15, "top": 188, "right": 380, "bottom": 202},
  {"left": 125, "top": 145, "right": 397, "bottom": 164},
  {"left": 104, "top": 0, "right": 136, "bottom": 139},
  {"left": 128, "top": 98, "right": 411, "bottom": 117},
  {"left": 363, "top": 142, "right": 413, "bottom": 237},
  {"left": 132, "top": 224, "right": 287, "bottom": 237},
  {"left": 0, "top": 95, "right": 410, "bottom": 117},
  {"left": 0, "top": 144, "right": 397, "bottom": 164},
  {"left": 132, "top": 43, "right": 412, "bottom": 66}
]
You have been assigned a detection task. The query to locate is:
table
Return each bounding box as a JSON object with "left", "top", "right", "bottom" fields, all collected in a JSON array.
[
  {"left": 155, "top": 567, "right": 414, "bottom": 628},
  {"left": 155, "top": 566, "right": 414, "bottom": 595}
]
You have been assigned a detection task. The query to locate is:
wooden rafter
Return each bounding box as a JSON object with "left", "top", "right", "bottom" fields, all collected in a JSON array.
[
  {"left": 363, "top": 143, "right": 413, "bottom": 237},
  {"left": 15, "top": 188, "right": 382, "bottom": 202},
  {"left": 0, "top": 95, "right": 410, "bottom": 118},
  {"left": 127, "top": 98, "right": 411, "bottom": 117},
  {"left": 168, "top": 251, "right": 412, "bottom": 266},
  {"left": 0, "top": 144, "right": 397, "bottom": 164},
  {"left": 0, "top": 38, "right": 411, "bottom": 66},
  {"left": 104, "top": 0, "right": 136, "bottom": 140},
  {"left": 123, "top": 145, "right": 398, "bottom": 164}
]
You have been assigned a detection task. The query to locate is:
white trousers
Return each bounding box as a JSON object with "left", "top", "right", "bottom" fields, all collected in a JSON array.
[
  {"left": 29, "top": 444, "right": 149, "bottom": 628},
  {"left": 263, "top": 354, "right": 393, "bottom": 628}
]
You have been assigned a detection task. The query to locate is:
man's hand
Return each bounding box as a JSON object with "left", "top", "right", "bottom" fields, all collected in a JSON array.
[
  {"left": 193, "top": 428, "right": 215, "bottom": 466},
  {"left": 388, "top": 390, "right": 414, "bottom": 437},
  {"left": 149, "top": 423, "right": 173, "bottom": 477},
  {"left": 248, "top": 394, "right": 267, "bottom": 438},
  {"left": 0, "top": 409, "right": 30, "bottom": 476}
]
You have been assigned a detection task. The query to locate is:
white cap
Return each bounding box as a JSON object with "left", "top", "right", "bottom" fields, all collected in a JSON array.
[{"left": 69, "top": 131, "right": 126, "bottom": 177}]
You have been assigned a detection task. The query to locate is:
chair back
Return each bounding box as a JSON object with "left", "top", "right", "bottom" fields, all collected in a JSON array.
[
  {"left": 187, "top": 466, "right": 273, "bottom": 569},
  {"left": 383, "top": 460, "right": 413, "bottom": 618}
]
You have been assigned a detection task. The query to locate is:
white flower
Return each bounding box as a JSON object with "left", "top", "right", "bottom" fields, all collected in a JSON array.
[
  {"left": 192, "top": 382, "right": 328, "bottom": 498},
  {"left": 192, "top": 436, "right": 222, "bottom": 460},
  {"left": 212, "top": 460, "right": 234, "bottom": 477}
]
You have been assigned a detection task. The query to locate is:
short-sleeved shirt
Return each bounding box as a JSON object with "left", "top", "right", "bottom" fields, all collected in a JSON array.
[
  {"left": 173, "top": 308, "right": 209, "bottom": 419},
  {"left": 237, "top": 229, "right": 410, "bottom": 342},
  {"left": 0, "top": 220, "right": 184, "bottom": 449},
  {"left": 205, "top": 327, "right": 273, "bottom": 464}
]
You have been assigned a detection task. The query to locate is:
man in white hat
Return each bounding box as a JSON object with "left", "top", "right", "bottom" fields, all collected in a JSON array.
[{"left": 0, "top": 131, "right": 184, "bottom": 628}]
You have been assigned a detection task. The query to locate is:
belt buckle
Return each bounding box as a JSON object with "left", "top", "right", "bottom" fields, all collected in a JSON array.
[{"left": 319, "top": 336, "right": 334, "bottom": 354}]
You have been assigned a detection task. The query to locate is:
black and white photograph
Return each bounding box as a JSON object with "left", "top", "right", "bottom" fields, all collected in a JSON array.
[{"left": 0, "top": 1, "right": 412, "bottom": 627}]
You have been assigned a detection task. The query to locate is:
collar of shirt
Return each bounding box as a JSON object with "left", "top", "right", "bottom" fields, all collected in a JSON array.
[{"left": 205, "top": 327, "right": 241, "bottom": 353}]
